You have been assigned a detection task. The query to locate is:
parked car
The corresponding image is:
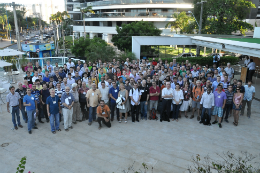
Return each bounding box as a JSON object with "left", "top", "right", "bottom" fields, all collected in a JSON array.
[{"left": 175, "top": 53, "right": 196, "bottom": 58}]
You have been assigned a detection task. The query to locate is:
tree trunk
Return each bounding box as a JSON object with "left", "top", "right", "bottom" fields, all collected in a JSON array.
[{"left": 54, "top": 22, "right": 58, "bottom": 56}]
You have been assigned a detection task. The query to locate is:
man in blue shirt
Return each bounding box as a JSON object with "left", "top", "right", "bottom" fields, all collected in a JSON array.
[
  {"left": 43, "top": 71, "right": 50, "bottom": 83},
  {"left": 241, "top": 80, "right": 255, "bottom": 118},
  {"left": 58, "top": 67, "right": 66, "bottom": 79},
  {"left": 61, "top": 86, "right": 75, "bottom": 131},
  {"left": 46, "top": 88, "right": 61, "bottom": 134},
  {"left": 40, "top": 83, "right": 50, "bottom": 122},
  {"left": 23, "top": 88, "right": 38, "bottom": 134},
  {"left": 212, "top": 76, "right": 221, "bottom": 92},
  {"left": 109, "top": 81, "right": 119, "bottom": 121}
]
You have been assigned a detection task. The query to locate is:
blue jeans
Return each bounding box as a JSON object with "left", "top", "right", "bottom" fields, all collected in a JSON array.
[
  {"left": 140, "top": 101, "right": 148, "bottom": 119},
  {"left": 11, "top": 106, "right": 21, "bottom": 127},
  {"left": 20, "top": 103, "right": 27, "bottom": 122},
  {"left": 172, "top": 104, "right": 181, "bottom": 119},
  {"left": 201, "top": 107, "right": 212, "bottom": 120},
  {"left": 27, "top": 110, "right": 35, "bottom": 131},
  {"left": 49, "top": 113, "right": 60, "bottom": 132},
  {"left": 89, "top": 106, "right": 97, "bottom": 123}
]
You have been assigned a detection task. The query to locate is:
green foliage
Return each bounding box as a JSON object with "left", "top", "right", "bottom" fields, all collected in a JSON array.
[
  {"left": 151, "top": 56, "right": 239, "bottom": 66},
  {"left": 70, "top": 37, "right": 91, "bottom": 57},
  {"left": 193, "top": 0, "right": 255, "bottom": 35},
  {"left": 117, "top": 51, "right": 137, "bottom": 62},
  {"left": 16, "top": 156, "right": 26, "bottom": 173},
  {"left": 112, "top": 20, "right": 162, "bottom": 52},
  {"left": 165, "top": 11, "right": 196, "bottom": 34},
  {"left": 188, "top": 152, "right": 260, "bottom": 173}
]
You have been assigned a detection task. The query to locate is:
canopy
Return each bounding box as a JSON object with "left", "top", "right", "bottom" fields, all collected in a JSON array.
[
  {"left": 0, "top": 48, "right": 25, "bottom": 56},
  {"left": 0, "top": 60, "right": 12, "bottom": 67}
]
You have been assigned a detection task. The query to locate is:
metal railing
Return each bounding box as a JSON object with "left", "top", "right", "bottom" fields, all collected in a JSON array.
[
  {"left": 85, "top": 11, "right": 175, "bottom": 18},
  {"left": 81, "top": 0, "right": 193, "bottom": 7}
]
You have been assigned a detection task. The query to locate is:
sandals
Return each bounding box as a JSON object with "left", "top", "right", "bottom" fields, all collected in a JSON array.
[
  {"left": 125, "top": 119, "right": 127, "bottom": 123},
  {"left": 52, "top": 131, "right": 56, "bottom": 134},
  {"left": 233, "top": 122, "right": 238, "bottom": 126}
]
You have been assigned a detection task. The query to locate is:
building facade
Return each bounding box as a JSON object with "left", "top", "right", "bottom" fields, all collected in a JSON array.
[{"left": 67, "top": 0, "right": 194, "bottom": 43}]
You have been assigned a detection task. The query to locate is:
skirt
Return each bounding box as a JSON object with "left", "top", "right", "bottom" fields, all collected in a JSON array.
[
  {"left": 233, "top": 103, "right": 242, "bottom": 111},
  {"left": 180, "top": 100, "right": 189, "bottom": 111}
]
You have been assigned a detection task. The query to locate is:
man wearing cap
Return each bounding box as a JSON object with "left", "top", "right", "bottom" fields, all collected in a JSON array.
[
  {"left": 70, "top": 83, "right": 82, "bottom": 123},
  {"left": 6, "top": 86, "right": 23, "bottom": 130}
]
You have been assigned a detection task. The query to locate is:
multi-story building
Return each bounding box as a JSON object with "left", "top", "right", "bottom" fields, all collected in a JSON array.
[{"left": 67, "top": 0, "right": 194, "bottom": 43}]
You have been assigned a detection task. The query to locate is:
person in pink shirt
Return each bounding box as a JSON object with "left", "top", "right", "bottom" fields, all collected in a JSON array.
[
  {"left": 24, "top": 62, "right": 33, "bottom": 72},
  {"left": 22, "top": 80, "right": 32, "bottom": 89}
]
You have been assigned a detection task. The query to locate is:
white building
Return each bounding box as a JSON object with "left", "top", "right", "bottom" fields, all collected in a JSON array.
[{"left": 67, "top": 0, "right": 194, "bottom": 43}]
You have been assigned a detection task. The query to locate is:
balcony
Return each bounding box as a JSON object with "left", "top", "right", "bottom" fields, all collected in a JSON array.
[
  {"left": 85, "top": 11, "right": 175, "bottom": 18},
  {"left": 80, "top": 0, "right": 193, "bottom": 7}
]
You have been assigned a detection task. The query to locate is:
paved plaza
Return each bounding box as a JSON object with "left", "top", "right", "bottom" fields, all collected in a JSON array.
[{"left": 0, "top": 71, "right": 260, "bottom": 173}]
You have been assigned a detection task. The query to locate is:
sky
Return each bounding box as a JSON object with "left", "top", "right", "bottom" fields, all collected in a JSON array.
[{"left": 0, "top": 0, "right": 47, "bottom": 5}]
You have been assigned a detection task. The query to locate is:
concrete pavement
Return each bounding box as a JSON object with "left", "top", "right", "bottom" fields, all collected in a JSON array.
[{"left": 0, "top": 70, "right": 259, "bottom": 173}]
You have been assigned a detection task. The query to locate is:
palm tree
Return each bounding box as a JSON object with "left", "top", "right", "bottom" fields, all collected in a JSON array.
[
  {"left": 80, "top": 6, "right": 95, "bottom": 38},
  {"left": 165, "top": 12, "right": 192, "bottom": 34},
  {"left": 50, "top": 14, "right": 59, "bottom": 56}
]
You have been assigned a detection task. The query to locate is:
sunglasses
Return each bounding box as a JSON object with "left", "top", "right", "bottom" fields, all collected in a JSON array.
[{"left": 236, "top": 89, "right": 240, "bottom": 90}]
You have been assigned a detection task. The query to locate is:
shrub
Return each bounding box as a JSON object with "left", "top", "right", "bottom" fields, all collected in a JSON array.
[{"left": 150, "top": 56, "right": 240, "bottom": 66}]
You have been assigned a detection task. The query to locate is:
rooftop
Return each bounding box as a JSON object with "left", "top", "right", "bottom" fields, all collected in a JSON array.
[{"left": 220, "top": 38, "right": 260, "bottom": 44}]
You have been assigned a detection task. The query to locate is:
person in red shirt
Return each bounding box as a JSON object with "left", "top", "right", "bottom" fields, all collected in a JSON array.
[
  {"left": 152, "top": 58, "right": 157, "bottom": 66},
  {"left": 116, "top": 67, "right": 121, "bottom": 77},
  {"left": 149, "top": 81, "right": 160, "bottom": 118}
]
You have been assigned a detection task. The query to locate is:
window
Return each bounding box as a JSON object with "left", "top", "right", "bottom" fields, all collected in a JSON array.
[
  {"left": 116, "top": 21, "right": 122, "bottom": 27},
  {"left": 93, "top": 21, "right": 100, "bottom": 26}
]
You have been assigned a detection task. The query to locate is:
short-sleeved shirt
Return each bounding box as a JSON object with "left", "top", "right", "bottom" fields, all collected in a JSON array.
[
  {"left": 139, "top": 86, "right": 149, "bottom": 102},
  {"left": 23, "top": 94, "right": 36, "bottom": 111},
  {"left": 15, "top": 88, "right": 26, "bottom": 100},
  {"left": 109, "top": 87, "right": 119, "bottom": 103},
  {"left": 40, "top": 89, "right": 50, "bottom": 103},
  {"left": 61, "top": 92, "right": 75, "bottom": 109},
  {"left": 213, "top": 91, "right": 227, "bottom": 107},
  {"left": 225, "top": 90, "right": 234, "bottom": 104},
  {"left": 86, "top": 89, "right": 102, "bottom": 107},
  {"left": 46, "top": 95, "right": 60, "bottom": 114},
  {"left": 43, "top": 76, "right": 50, "bottom": 83},
  {"left": 149, "top": 86, "right": 160, "bottom": 101},
  {"left": 192, "top": 86, "right": 204, "bottom": 101},
  {"left": 6, "top": 92, "right": 20, "bottom": 106},
  {"left": 97, "top": 105, "right": 110, "bottom": 117},
  {"left": 31, "top": 90, "right": 41, "bottom": 104},
  {"left": 244, "top": 85, "right": 255, "bottom": 101}
]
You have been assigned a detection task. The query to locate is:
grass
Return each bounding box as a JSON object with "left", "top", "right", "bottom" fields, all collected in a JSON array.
[
  {"left": 220, "top": 38, "right": 260, "bottom": 44},
  {"left": 149, "top": 46, "right": 213, "bottom": 58}
]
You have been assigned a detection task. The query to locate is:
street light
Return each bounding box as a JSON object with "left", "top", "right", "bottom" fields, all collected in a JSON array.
[{"left": 187, "top": 11, "right": 199, "bottom": 29}]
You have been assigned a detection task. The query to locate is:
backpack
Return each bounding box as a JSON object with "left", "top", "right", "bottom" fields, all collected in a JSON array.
[
  {"left": 149, "top": 108, "right": 158, "bottom": 120},
  {"left": 203, "top": 112, "right": 211, "bottom": 126}
]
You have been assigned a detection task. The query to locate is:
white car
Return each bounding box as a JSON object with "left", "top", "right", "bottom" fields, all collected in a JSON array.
[{"left": 25, "top": 36, "right": 30, "bottom": 40}]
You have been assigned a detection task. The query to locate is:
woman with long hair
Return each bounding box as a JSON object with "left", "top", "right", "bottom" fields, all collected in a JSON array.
[
  {"left": 233, "top": 86, "right": 243, "bottom": 126},
  {"left": 48, "top": 81, "right": 55, "bottom": 89},
  {"left": 172, "top": 83, "right": 184, "bottom": 122},
  {"left": 76, "top": 79, "right": 82, "bottom": 88}
]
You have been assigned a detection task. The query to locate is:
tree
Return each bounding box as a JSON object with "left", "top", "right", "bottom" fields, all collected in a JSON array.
[
  {"left": 165, "top": 12, "right": 196, "bottom": 34},
  {"left": 80, "top": 6, "right": 95, "bottom": 38},
  {"left": 193, "top": 0, "right": 255, "bottom": 35},
  {"left": 111, "top": 20, "right": 162, "bottom": 52}
]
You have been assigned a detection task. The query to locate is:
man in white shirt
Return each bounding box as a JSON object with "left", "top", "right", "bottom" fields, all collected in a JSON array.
[
  {"left": 32, "top": 71, "right": 39, "bottom": 83},
  {"left": 129, "top": 83, "right": 142, "bottom": 122},
  {"left": 224, "top": 63, "right": 234, "bottom": 81},
  {"left": 98, "top": 76, "right": 109, "bottom": 89},
  {"left": 161, "top": 82, "right": 174, "bottom": 122},
  {"left": 66, "top": 58, "right": 75, "bottom": 70},
  {"left": 66, "top": 67, "right": 75, "bottom": 77},
  {"left": 191, "top": 67, "right": 199, "bottom": 78},
  {"left": 200, "top": 87, "right": 214, "bottom": 124},
  {"left": 99, "top": 82, "right": 110, "bottom": 105},
  {"left": 124, "top": 58, "right": 130, "bottom": 66},
  {"left": 67, "top": 73, "right": 75, "bottom": 87}
]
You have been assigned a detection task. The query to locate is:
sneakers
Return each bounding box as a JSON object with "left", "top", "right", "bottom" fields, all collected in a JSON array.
[
  {"left": 33, "top": 127, "right": 38, "bottom": 129},
  {"left": 199, "top": 121, "right": 203, "bottom": 124},
  {"left": 28, "top": 130, "right": 32, "bottom": 134},
  {"left": 119, "top": 119, "right": 122, "bottom": 123},
  {"left": 224, "top": 119, "right": 229, "bottom": 123},
  {"left": 88, "top": 122, "right": 92, "bottom": 126},
  {"left": 212, "top": 121, "right": 218, "bottom": 124},
  {"left": 219, "top": 123, "right": 222, "bottom": 128}
]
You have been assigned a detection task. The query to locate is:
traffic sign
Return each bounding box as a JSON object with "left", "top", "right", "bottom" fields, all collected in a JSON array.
[{"left": 36, "top": 48, "right": 40, "bottom": 52}]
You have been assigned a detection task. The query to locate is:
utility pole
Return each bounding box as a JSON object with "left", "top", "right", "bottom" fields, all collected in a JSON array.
[
  {"left": 12, "top": 2, "right": 21, "bottom": 51},
  {"left": 196, "top": 0, "right": 207, "bottom": 57},
  {"left": 39, "top": 4, "right": 43, "bottom": 43}
]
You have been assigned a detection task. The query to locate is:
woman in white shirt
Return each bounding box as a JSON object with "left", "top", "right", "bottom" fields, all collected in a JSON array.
[
  {"left": 82, "top": 73, "right": 89, "bottom": 84},
  {"left": 172, "top": 83, "right": 184, "bottom": 122}
]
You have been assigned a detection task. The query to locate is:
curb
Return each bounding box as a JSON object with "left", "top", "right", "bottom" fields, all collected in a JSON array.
[{"left": 0, "top": 42, "right": 16, "bottom": 49}]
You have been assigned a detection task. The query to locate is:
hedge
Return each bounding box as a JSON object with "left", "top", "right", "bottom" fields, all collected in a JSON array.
[{"left": 150, "top": 56, "right": 240, "bottom": 66}]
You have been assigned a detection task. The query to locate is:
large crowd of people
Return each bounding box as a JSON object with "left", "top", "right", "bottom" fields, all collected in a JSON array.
[{"left": 6, "top": 56, "right": 256, "bottom": 134}]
